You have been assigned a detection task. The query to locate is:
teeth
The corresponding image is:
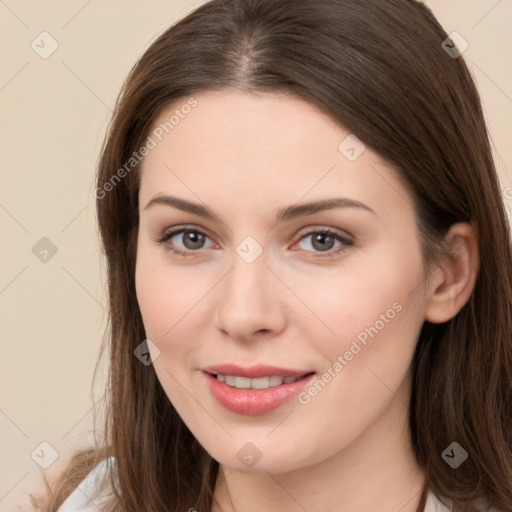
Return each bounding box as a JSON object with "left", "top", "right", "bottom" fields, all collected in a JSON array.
[
  {"left": 216, "top": 374, "right": 300, "bottom": 389},
  {"left": 235, "top": 377, "right": 251, "bottom": 389},
  {"left": 250, "top": 377, "right": 270, "bottom": 389},
  {"left": 269, "top": 376, "right": 283, "bottom": 387},
  {"left": 225, "top": 375, "right": 236, "bottom": 386}
]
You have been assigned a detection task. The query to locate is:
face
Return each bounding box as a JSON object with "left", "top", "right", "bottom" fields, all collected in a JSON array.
[{"left": 135, "top": 90, "right": 430, "bottom": 473}]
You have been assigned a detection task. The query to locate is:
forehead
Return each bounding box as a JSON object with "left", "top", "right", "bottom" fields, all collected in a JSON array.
[
  {"left": 138, "top": 89, "right": 411, "bottom": 221},
  {"left": 144, "top": 89, "right": 344, "bottom": 168}
]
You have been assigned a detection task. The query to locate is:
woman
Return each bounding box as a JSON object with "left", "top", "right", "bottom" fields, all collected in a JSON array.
[{"left": 38, "top": 0, "right": 512, "bottom": 511}]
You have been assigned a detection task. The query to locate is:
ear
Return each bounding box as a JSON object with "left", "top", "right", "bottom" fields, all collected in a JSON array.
[{"left": 424, "top": 222, "right": 480, "bottom": 324}]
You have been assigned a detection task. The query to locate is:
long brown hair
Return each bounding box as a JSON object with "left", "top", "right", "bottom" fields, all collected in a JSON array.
[{"left": 38, "top": 0, "right": 512, "bottom": 511}]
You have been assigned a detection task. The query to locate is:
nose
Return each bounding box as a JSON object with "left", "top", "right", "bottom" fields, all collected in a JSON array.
[{"left": 213, "top": 247, "right": 287, "bottom": 343}]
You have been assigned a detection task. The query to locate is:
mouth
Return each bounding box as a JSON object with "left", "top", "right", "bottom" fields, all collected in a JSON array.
[
  {"left": 207, "top": 372, "right": 315, "bottom": 390},
  {"left": 201, "top": 366, "right": 316, "bottom": 415}
]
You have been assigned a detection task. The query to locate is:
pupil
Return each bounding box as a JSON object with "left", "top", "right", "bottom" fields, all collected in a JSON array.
[
  {"left": 313, "top": 233, "right": 333, "bottom": 251},
  {"left": 185, "top": 231, "right": 204, "bottom": 249}
]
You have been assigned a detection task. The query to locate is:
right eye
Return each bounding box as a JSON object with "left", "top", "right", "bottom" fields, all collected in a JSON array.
[{"left": 156, "top": 227, "right": 215, "bottom": 257}]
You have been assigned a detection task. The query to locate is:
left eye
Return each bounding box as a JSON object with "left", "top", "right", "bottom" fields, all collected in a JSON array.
[
  {"left": 295, "top": 230, "right": 352, "bottom": 255},
  {"left": 156, "top": 228, "right": 352, "bottom": 257}
]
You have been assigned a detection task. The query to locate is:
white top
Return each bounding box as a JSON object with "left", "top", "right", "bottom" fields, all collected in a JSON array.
[
  {"left": 56, "top": 457, "right": 118, "bottom": 512},
  {"left": 56, "top": 457, "right": 493, "bottom": 512}
]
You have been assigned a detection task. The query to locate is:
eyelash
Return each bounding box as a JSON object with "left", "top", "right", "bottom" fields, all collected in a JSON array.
[{"left": 155, "top": 226, "right": 353, "bottom": 259}]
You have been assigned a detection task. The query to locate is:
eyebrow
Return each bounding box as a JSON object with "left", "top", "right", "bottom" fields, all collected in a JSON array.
[{"left": 143, "top": 194, "right": 376, "bottom": 222}]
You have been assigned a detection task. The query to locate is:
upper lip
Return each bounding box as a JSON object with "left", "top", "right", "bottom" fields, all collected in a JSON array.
[{"left": 202, "top": 364, "right": 314, "bottom": 379}]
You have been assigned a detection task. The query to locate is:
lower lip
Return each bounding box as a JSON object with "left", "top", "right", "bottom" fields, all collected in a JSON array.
[{"left": 203, "top": 372, "right": 316, "bottom": 416}]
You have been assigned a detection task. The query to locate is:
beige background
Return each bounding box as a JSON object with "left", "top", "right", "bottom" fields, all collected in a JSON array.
[{"left": 1, "top": 0, "right": 511, "bottom": 509}]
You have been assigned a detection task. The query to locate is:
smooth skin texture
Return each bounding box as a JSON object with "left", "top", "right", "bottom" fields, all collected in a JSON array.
[{"left": 135, "top": 90, "right": 479, "bottom": 512}]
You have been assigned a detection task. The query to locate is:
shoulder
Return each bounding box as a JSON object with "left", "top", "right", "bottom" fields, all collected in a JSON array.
[
  {"left": 425, "top": 490, "right": 501, "bottom": 512},
  {"left": 425, "top": 491, "right": 453, "bottom": 512},
  {"left": 56, "top": 456, "right": 118, "bottom": 512}
]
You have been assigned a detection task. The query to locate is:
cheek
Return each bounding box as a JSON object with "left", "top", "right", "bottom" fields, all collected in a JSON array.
[
  {"left": 291, "top": 272, "right": 423, "bottom": 456},
  {"left": 297, "top": 242, "right": 425, "bottom": 384},
  {"left": 295, "top": 267, "right": 420, "bottom": 350},
  {"left": 135, "top": 253, "right": 169, "bottom": 338},
  {"left": 135, "top": 249, "right": 201, "bottom": 406},
  {"left": 135, "top": 245, "right": 205, "bottom": 340}
]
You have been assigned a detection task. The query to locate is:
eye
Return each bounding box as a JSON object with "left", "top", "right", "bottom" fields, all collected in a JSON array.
[
  {"left": 294, "top": 229, "right": 353, "bottom": 257},
  {"left": 155, "top": 226, "right": 353, "bottom": 258},
  {"left": 156, "top": 227, "right": 214, "bottom": 257}
]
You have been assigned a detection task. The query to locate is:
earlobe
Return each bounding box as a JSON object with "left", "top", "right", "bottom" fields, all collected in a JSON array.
[{"left": 424, "top": 222, "right": 480, "bottom": 324}]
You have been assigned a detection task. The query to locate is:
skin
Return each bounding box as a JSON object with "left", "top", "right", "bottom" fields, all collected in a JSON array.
[{"left": 135, "top": 90, "right": 479, "bottom": 512}]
